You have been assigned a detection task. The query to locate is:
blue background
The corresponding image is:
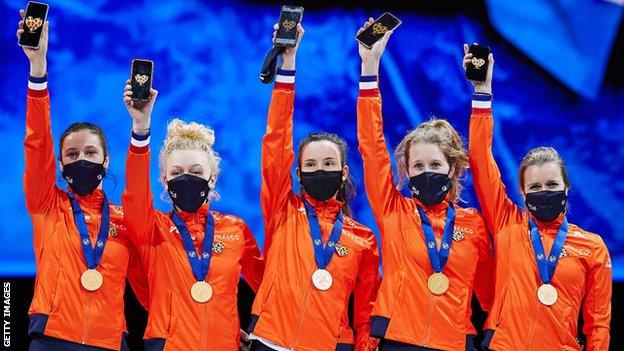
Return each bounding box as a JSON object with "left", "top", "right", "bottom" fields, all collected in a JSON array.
[{"left": 0, "top": 0, "right": 622, "bottom": 280}]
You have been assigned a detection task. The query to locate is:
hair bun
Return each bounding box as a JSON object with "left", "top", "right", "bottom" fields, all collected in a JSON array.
[{"left": 166, "top": 118, "right": 215, "bottom": 147}]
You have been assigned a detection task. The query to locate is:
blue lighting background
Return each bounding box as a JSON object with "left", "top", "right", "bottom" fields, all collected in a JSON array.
[{"left": 0, "top": 0, "right": 622, "bottom": 280}]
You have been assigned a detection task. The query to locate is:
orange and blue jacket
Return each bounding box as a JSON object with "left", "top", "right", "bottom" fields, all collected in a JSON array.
[
  {"left": 24, "top": 75, "right": 149, "bottom": 350},
  {"left": 122, "top": 133, "right": 265, "bottom": 351},
  {"left": 356, "top": 76, "right": 495, "bottom": 351},
  {"left": 468, "top": 93, "right": 612, "bottom": 351},
  {"left": 248, "top": 69, "right": 381, "bottom": 351}
]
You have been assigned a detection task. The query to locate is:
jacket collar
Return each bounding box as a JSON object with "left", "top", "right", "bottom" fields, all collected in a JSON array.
[
  {"left": 303, "top": 193, "right": 343, "bottom": 221},
  {"left": 72, "top": 188, "right": 105, "bottom": 211}
]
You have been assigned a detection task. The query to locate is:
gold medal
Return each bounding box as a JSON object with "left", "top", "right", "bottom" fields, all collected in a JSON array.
[
  {"left": 537, "top": 284, "right": 558, "bottom": 306},
  {"left": 427, "top": 272, "right": 449, "bottom": 295},
  {"left": 312, "top": 269, "right": 333, "bottom": 291},
  {"left": 191, "top": 281, "right": 213, "bottom": 303},
  {"left": 80, "top": 269, "right": 103, "bottom": 291}
]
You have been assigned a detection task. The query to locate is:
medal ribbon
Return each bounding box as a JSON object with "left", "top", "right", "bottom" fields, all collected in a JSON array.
[
  {"left": 68, "top": 191, "right": 110, "bottom": 270},
  {"left": 416, "top": 205, "right": 456, "bottom": 273},
  {"left": 529, "top": 217, "right": 568, "bottom": 285},
  {"left": 170, "top": 211, "right": 215, "bottom": 282},
  {"left": 303, "top": 200, "right": 344, "bottom": 270}
]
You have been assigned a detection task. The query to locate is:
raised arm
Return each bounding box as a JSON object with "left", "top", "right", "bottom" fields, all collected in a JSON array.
[
  {"left": 355, "top": 19, "right": 401, "bottom": 227},
  {"left": 582, "top": 236, "right": 612, "bottom": 350},
  {"left": 239, "top": 221, "right": 265, "bottom": 293},
  {"left": 260, "top": 23, "right": 304, "bottom": 255},
  {"left": 121, "top": 80, "right": 159, "bottom": 247},
  {"left": 353, "top": 233, "right": 381, "bottom": 351},
  {"left": 464, "top": 44, "right": 521, "bottom": 235},
  {"left": 19, "top": 12, "right": 57, "bottom": 218}
]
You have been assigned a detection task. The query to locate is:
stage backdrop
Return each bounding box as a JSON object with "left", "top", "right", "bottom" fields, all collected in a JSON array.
[{"left": 0, "top": 0, "right": 622, "bottom": 280}]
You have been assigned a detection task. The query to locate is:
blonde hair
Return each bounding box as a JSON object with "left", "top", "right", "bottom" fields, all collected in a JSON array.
[
  {"left": 159, "top": 118, "right": 221, "bottom": 199},
  {"left": 519, "top": 146, "right": 569, "bottom": 191},
  {"left": 394, "top": 118, "right": 468, "bottom": 203}
]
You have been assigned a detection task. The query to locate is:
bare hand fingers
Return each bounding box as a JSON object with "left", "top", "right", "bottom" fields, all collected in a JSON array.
[
  {"left": 463, "top": 43, "right": 469, "bottom": 55},
  {"left": 19, "top": 9, "right": 25, "bottom": 19},
  {"left": 273, "top": 23, "right": 279, "bottom": 31}
]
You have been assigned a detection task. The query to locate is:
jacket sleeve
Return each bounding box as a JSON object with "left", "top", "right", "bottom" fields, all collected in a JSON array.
[
  {"left": 23, "top": 75, "right": 59, "bottom": 216},
  {"left": 473, "top": 213, "right": 496, "bottom": 313},
  {"left": 353, "top": 233, "right": 381, "bottom": 351},
  {"left": 582, "top": 235, "right": 612, "bottom": 350},
  {"left": 356, "top": 76, "right": 403, "bottom": 231},
  {"left": 468, "top": 93, "right": 521, "bottom": 237},
  {"left": 121, "top": 132, "right": 157, "bottom": 248},
  {"left": 125, "top": 241, "right": 151, "bottom": 310},
  {"left": 239, "top": 221, "right": 265, "bottom": 293},
  {"left": 260, "top": 69, "right": 297, "bottom": 255}
]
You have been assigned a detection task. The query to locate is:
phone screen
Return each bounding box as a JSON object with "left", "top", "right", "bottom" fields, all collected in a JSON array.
[
  {"left": 130, "top": 59, "right": 153, "bottom": 101},
  {"left": 466, "top": 44, "right": 490, "bottom": 82},
  {"left": 356, "top": 13, "right": 402, "bottom": 49},
  {"left": 19, "top": 2, "right": 49, "bottom": 49},
  {"left": 275, "top": 6, "right": 304, "bottom": 47}
]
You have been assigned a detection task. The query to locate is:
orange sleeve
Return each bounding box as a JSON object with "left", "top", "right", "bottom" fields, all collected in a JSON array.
[
  {"left": 239, "top": 221, "right": 265, "bottom": 293},
  {"left": 121, "top": 133, "right": 157, "bottom": 248},
  {"left": 468, "top": 94, "right": 521, "bottom": 237},
  {"left": 473, "top": 213, "right": 495, "bottom": 313},
  {"left": 353, "top": 233, "right": 381, "bottom": 351},
  {"left": 356, "top": 77, "right": 402, "bottom": 229},
  {"left": 582, "top": 235, "right": 612, "bottom": 350},
  {"left": 23, "top": 76, "right": 59, "bottom": 216},
  {"left": 260, "top": 70, "right": 296, "bottom": 255}
]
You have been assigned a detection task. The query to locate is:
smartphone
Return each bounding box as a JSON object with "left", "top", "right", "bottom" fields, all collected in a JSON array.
[
  {"left": 465, "top": 44, "right": 490, "bottom": 82},
  {"left": 18, "top": 1, "right": 49, "bottom": 49},
  {"left": 275, "top": 6, "right": 304, "bottom": 47},
  {"left": 130, "top": 59, "right": 154, "bottom": 101},
  {"left": 356, "top": 12, "right": 402, "bottom": 49}
]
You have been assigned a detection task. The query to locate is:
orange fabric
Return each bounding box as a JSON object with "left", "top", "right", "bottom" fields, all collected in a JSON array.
[
  {"left": 468, "top": 101, "right": 612, "bottom": 350},
  {"left": 24, "top": 87, "right": 148, "bottom": 350},
  {"left": 356, "top": 88, "right": 494, "bottom": 351},
  {"left": 121, "top": 144, "right": 264, "bottom": 351},
  {"left": 251, "top": 84, "right": 380, "bottom": 351}
]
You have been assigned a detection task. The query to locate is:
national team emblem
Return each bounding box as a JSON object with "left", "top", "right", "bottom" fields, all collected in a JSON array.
[
  {"left": 212, "top": 241, "right": 225, "bottom": 254},
  {"left": 559, "top": 248, "right": 567, "bottom": 259},
  {"left": 335, "top": 243, "right": 349, "bottom": 257},
  {"left": 108, "top": 226, "right": 118, "bottom": 237},
  {"left": 452, "top": 229, "right": 464, "bottom": 242}
]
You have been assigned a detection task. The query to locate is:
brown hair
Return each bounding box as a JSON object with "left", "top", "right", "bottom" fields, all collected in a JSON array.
[
  {"left": 518, "top": 146, "right": 570, "bottom": 191},
  {"left": 59, "top": 122, "right": 108, "bottom": 159},
  {"left": 394, "top": 118, "right": 468, "bottom": 203},
  {"left": 297, "top": 132, "right": 356, "bottom": 217}
]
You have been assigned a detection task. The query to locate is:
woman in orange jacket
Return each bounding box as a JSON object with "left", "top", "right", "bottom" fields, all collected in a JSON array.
[
  {"left": 247, "top": 24, "right": 381, "bottom": 351},
  {"left": 17, "top": 12, "right": 149, "bottom": 351},
  {"left": 355, "top": 19, "right": 495, "bottom": 351},
  {"left": 465, "top": 45, "right": 612, "bottom": 350},
  {"left": 121, "top": 80, "right": 265, "bottom": 350}
]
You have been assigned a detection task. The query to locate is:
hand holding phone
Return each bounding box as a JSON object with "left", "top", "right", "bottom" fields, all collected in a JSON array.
[
  {"left": 355, "top": 13, "right": 401, "bottom": 50},
  {"left": 275, "top": 6, "right": 304, "bottom": 47},
  {"left": 130, "top": 59, "right": 154, "bottom": 102},
  {"left": 465, "top": 44, "right": 490, "bottom": 82},
  {"left": 18, "top": 2, "right": 49, "bottom": 50}
]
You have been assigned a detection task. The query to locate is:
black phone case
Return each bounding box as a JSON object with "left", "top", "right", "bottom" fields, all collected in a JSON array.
[
  {"left": 275, "top": 6, "right": 304, "bottom": 47},
  {"left": 19, "top": 2, "right": 48, "bottom": 49},
  {"left": 356, "top": 13, "right": 401, "bottom": 49},
  {"left": 466, "top": 44, "right": 490, "bottom": 82},
  {"left": 130, "top": 60, "right": 153, "bottom": 101}
]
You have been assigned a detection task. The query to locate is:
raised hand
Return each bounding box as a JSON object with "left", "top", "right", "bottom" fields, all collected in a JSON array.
[
  {"left": 16, "top": 9, "right": 48, "bottom": 77},
  {"left": 272, "top": 22, "right": 304, "bottom": 70},
  {"left": 463, "top": 43, "right": 494, "bottom": 94},
  {"left": 123, "top": 80, "right": 158, "bottom": 134},
  {"left": 358, "top": 17, "right": 393, "bottom": 76}
]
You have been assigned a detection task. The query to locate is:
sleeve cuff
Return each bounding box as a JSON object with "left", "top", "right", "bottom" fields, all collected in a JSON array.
[
  {"left": 275, "top": 69, "right": 295, "bottom": 90},
  {"left": 359, "top": 75, "right": 379, "bottom": 97},
  {"left": 130, "top": 131, "right": 150, "bottom": 153},
  {"left": 472, "top": 93, "right": 492, "bottom": 109},
  {"left": 28, "top": 74, "right": 48, "bottom": 94}
]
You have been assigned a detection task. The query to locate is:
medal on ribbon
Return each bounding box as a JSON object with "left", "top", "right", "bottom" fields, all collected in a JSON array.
[{"left": 529, "top": 218, "right": 568, "bottom": 306}]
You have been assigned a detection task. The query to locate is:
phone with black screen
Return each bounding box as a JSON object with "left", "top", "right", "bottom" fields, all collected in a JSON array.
[
  {"left": 275, "top": 6, "right": 304, "bottom": 47},
  {"left": 18, "top": 1, "right": 49, "bottom": 49},
  {"left": 465, "top": 44, "right": 490, "bottom": 82},
  {"left": 130, "top": 59, "right": 154, "bottom": 101},
  {"left": 356, "top": 12, "right": 401, "bottom": 49}
]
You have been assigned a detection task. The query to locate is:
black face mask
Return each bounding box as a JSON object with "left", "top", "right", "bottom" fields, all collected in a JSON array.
[
  {"left": 300, "top": 170, "right": 344, "bottom": 202},
  {"left": 62, "top": 160, "right": 106, "bottom": 196},
  {"left": 167, "top": 174, "right": 210, "bottom": 213},
  {"left": 409, "top": 171, "right": 452, "bottom": 206},
  {"left": 525, "top": 190, "right": 567, "bottom": 222}
]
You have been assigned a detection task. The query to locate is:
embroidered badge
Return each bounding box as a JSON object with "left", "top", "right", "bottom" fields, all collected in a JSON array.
[
  {"left": 212, "top": 241, "right": 225, "bottom": 254},
  {"left": 335, "top": 243, "right": 349, "bottom": 257}
]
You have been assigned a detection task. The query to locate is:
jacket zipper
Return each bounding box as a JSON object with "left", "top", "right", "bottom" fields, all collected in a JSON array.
[
  {"left": 422, "top": 295, "right": 435, "bottom": 346},
  {"left": 202, "top": 302, "right": 209, "bottom": 351},
  {"left": 81, "top": 293, "right": 93, "bottom": 344},
  {"left": 290, "top": 282, "right": 313, "bottom": 347},
  {"left": 525, "top": 303, "right": 541, "bottom": 350}
]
